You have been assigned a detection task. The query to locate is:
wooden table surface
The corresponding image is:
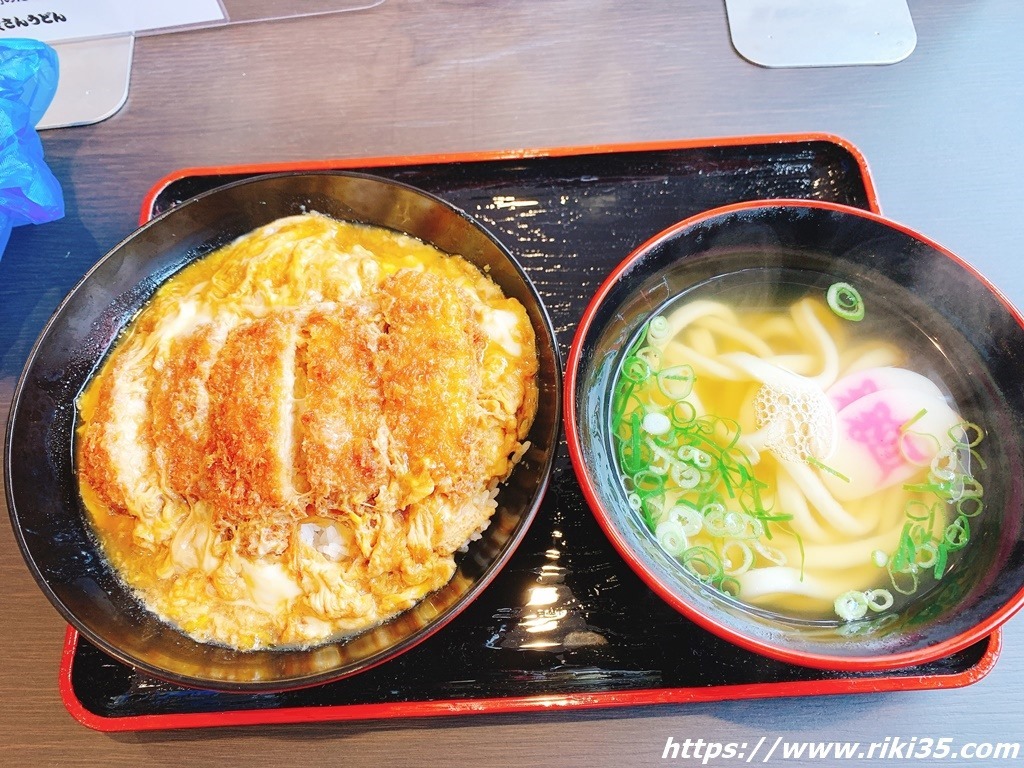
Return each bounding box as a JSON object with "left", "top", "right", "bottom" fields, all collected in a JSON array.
[{"left": 3, "top": 2, "right": 1024, "bottom": 765}]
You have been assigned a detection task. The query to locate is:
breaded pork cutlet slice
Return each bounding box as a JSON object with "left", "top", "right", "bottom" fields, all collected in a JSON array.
[
  {"left": 205, "top": 313, "right": 303, "bottom": 557},
  {"left": 150, "top": 321, "right": 230, "bottom": 503},
  {"left": 300, "top": 301, "right": 388, "bottom": 513},
  {"left": 77, "top": 336, "right": 167, "bottom": 535},
  {"left": 378, "top": 269, "right": 486, "bottom": 501}
]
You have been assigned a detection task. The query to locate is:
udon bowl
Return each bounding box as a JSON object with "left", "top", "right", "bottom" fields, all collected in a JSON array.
[
  {"left": 566, "top": 199, "right": 1024, "bottom": 671},
  {"left": 5, "top": 171, "right": 561, "bottom": 691}
]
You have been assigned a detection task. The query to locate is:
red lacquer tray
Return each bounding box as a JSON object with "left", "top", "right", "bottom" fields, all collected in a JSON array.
[{"left": 59, "top": 134, "right": 1001, "bottom": 731}]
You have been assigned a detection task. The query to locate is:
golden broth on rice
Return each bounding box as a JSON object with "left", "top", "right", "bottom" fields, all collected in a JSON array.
[{"left": 76, "top": 213, "right": 539, "bottom": 650}]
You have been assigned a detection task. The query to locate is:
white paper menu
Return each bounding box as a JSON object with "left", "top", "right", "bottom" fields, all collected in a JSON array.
[{"left": 0, "top": 0, "right": 226, "bottom": 43}]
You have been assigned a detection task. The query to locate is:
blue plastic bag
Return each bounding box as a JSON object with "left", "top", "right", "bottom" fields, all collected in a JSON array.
[{"left": 0, "top": 39, "right": 63, "bottom": 258}]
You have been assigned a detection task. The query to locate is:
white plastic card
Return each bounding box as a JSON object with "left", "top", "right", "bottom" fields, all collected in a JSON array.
[
  {"left": 38, "top": 36, "right": 133, "bottom": 130},
  {"left": 0, "top": 1, "right": 226, "bottom": 43},
  {"left": 725, "top": 0, "right": 917, "bottom": 68}
]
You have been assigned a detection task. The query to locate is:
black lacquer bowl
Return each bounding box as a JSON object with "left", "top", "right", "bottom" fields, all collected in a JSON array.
[
  {"left": 5, "top": 172, "right": 561, "bottom": 691},
  {"left": 566, "top": 199, "right": 1024, "bottom": 671}
]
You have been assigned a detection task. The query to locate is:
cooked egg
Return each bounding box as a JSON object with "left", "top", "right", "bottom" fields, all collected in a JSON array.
[{"left": 76, "top": 213, "right": 539, "bottom": 650}]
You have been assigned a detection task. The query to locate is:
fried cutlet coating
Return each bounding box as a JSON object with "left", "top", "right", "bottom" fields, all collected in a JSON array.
[
  {"left": 77, "top": 336, "right": 167, "bottom": 530},
  {"left": 205, "top": 314, "right": 303, "bottom": 551},
  {"left": 301, "top": 302, "right": 388, "bottom": 511},
  {"left": 78, "top": 354, "right": 133, "bottom": 516},
  {"left": 150, "top": 322, "right": 227, "bottom": 502},
  {"left": 379, "top": 269, "right": 486, "bottom": 496}
]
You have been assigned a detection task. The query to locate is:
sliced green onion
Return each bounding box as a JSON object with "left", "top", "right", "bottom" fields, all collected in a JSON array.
[
  {"left": 887, "top": 560, "right": 921, "bottom": 595},
  {"left": 950, "top": 421, "right": 985, "bottom": 448},
  {"left": 657, "top": 365, "right": 694, "bottom": 400},
  {"left": 866, "top": 589, "right": 894, "bottom": 612},
  {"left": 959, "top": 476, "right": 984, "bottom": 499},
  {"left": 902, "top": 480, "right": 953, "bottom": 495},
  {"left": 719, "top": 576, "right": 742, "bottom": 597},
  {"left": 930, "top": 449, "right": 959, "bottom": 482},
  {"left": 670, "top": 504, "right": 703, "bottom": 536},
  {"left": 612, "top": 389, "right": 642, "bottom": 423},
  {"left": 639, "top": 494, "right": 665, "bottom": 529},
  {"left": 721, "top": 539, "right": 754, "bottom": 575},
  {"left": 826, "top": 282, "right": 865, "bottom": 322},
  {"left": 646, "top": 315, "right": 670, "bottom": 342},
  {"left": 890, "top": 522, "right": 917, "bottom": 574},
  {"left": 670, "top": 399, "right": 697, "bottom": 426},
  {"left": 702, "top": 501, "right": 726, "bottom": 517},
  {"left": 701, "top": 415, "right": 743, "bottom": 449},
  {"left": 641, "top": 411, "right": 672, "bottom": 436},
  {"left": 645, "top": 459, "right": 670, "bottom": 476},
  {"left": 837, "top": 619, "right": 874, "bottom": 637},
  {"left": 944, "top": 515, "right": 971, "bottom": 550},
  {"left": 915, "top": 541, "right": 939, "bottom": 569},
  {"left": 788, "top": 526, "right": 807, "bottom": 580},
  {"left": 670, "top": 463, "right": 702, "bottom": 490},
  {"left": 904, "top": 499, "right": 937, "bottom": 523},
  {"left": 754, "top": 540, "right": 787, "bottom": 566},
  {"left": 691, "top": 448, "right": 714, "bottom": 471},
  {"left": 681, "top": 546, "right": 724, "bottom": 583},
  {"left": 834, "top": 590, "right": 869, "bottom": 620},
  {"left": 807, "top": 456, "right": 850, "bottom": 483},
  {"left": 900, "top": 408, "right": 928, "bottom": 433},
  {"left": 704, "top": 507, "right": 746, "bottom": 538},
  {"left": 621, "top": 356, "right": 652, "bottom": 384},
  {"left": 632, "top": 469, "right": 665, "bottom": 495},
  {"left": 634, "top": 345, "right": 662, "bottom": 371},
  {"left": 656, "top": 520, "right": 689, "bottom": 557},
  {"left": 617, "top": 412, "right": 649, "bottom": 475},
  {"left": 966, "top": 447, "right": 988, "bottom": 471},
  {"left": 932, "top": 541, "right": 949, "bottom": 580},
  {"left": 957, "top": 495, "right": 984, "bottom": 518},
  {"left": 734, "top": 513, "right": 765, "bottom": 541}
]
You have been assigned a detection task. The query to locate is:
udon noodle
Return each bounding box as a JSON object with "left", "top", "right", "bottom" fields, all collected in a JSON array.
[{"left": 611, "top": 282, "right": 984, "bottom": 622}]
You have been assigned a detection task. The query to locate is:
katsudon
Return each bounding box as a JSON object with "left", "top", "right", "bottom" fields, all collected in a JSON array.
[{"left": 76, "top": 213, "right": 540, "bottom": 650}]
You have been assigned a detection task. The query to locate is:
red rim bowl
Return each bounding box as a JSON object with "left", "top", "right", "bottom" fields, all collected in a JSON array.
[{"left": 565, "top": 199, "right": 1024, "bottom": 671}]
